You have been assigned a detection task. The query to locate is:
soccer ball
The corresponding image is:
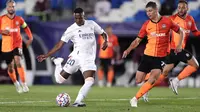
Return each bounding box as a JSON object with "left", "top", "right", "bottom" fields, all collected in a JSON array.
[{"left": 56, "top": 93, "right": 71, "bottom": 107}]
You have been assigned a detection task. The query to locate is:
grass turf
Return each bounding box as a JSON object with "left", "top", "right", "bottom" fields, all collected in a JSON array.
[{"left": 0, "top": 85, "right": 199, "bottom": 112}]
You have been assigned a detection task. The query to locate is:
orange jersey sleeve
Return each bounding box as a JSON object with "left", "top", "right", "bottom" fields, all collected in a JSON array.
[
  {"left": 143, "top": 17, "right": 177, "bottom": 57},
  {"left": 138, "top": 21, "right": 149, "bottom": 38},
  {"left": 190, "top": 16, "right": 200, "bottom": 36},
  {"left": 98, "top": 34, "right": 119, "bottom": 59}
]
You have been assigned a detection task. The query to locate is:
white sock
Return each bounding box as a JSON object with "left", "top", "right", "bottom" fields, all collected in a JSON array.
[
  {"left": 174, "top": 77, "right": 180, "bottom": 82},
  {"left": 54, "top": 64, "right": 66, "bottom": 84},
  {"left": 14, "top": 81, "right": 20, "bottom": 87},
  {"left": 74, "top": 77, "right": 94, "bottom": 103}
]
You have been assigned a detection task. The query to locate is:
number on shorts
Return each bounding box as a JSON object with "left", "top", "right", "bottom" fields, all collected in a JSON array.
[
  {"left": 66, "top": 59, "right": 75, "bottom": 66},
  {"left": 18, "top": 48, "right": 23, "bottom": 56}
]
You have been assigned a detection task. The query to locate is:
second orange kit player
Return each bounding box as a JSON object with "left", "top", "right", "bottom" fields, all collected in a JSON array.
[
  {"left": 0, "top": 0, "right": 33, "bottom": 93},
  {"left": 122, "top": 1, "right": 184, "bottom": 107},
  {"left": 143, "top": 0, "right": 200, "bottom": 97},
  {"left": 97, "top": 25, "right": 120, "bottom": 87}
]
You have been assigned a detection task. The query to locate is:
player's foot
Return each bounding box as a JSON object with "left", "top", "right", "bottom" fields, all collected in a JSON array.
[
  {"left": 142, "top": 91, "right": 149, "bottom": 102},
  {"left": 51, "top": 57, "right": 64, "bottom": 65},
  {"left": 169, "top": 78, "right": 179, "bottom": 95},
  {"left": 22, "top": 83, "right": 29, "bottom": 93},
  {"left": 98, "top": 80, "right": 104, "bottom": 88},
  {"left": 14, "top": 81, "right": 23, "bottom": 94},
  {"left": 72, "top": 102, "right": 86, "bottom": 107},
  {"left": 130, "top": 97, "right": 138, "bottom": 107},
  {"left": 106, "top": 82, "right": 112, "bottom": 87}
]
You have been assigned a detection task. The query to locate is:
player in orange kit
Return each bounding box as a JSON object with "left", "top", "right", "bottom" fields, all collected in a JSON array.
[
  {"left": 143, "top": 0, "right": 200, "bottom": 99},
  {"left": 122, "top": 1, "right": 184, "bottom": 107},
  {"left": 0, "top": 0, "right": 33, "bottom": 93},
  {"left": 97, "top": 25, "right": 120, "bottom": 87}
]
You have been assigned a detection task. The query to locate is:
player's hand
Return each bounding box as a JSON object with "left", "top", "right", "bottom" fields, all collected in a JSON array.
[
  {"left": 122, "top": 50, "right": 130, "bottom": 58},
  {"left": 174, "top": 45, "right": 182, "bottom": 54},
  {"left": 1, "top": 30, "right": 10, "bottom": 36},
  {"left": 37, "top": 54, "right": 48, "bottom": 62},
  {"left": 101, "top": 41, "right": 108, "bottom": 50}
]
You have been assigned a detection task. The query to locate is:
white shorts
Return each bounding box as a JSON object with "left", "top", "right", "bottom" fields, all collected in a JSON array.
[{"left": 62, "top": 56, "right": 96, "bottom": 74}]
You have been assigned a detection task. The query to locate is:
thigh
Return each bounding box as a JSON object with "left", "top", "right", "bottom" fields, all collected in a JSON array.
[
  {"left": 13, "top": 48, "right": 23, "bottom": 57},
  {"left": 178, "top": 49, "right": 193, "bottom": 63},
  {"left": 80, "top": 60, "right": 96, "bottom": 74},
  {"left": 63, "top": 57, "right": 79, "bottom": 74},
  {"left": 2, "top": 51, "right": 14, "bottom": 65},
  {"left": 165, "top": 50, "right": 179, "bottom": 67},
  {"left": 135, "top": 71, "right": 147, "bottom": 83},
  {"left": 138, "top": 55, "right": 151, "bottom": 73}
]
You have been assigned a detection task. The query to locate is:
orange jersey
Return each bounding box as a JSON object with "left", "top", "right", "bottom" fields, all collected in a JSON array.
[
  {"left": 98, "top": 34, "right": 119, "bottom": 59},
  {"left": 170, "top": 14, "right": 200, "bottom": 49},
  {"left": 138, "top": 16, "right": 180, "bottom": 57},
  {"left": 0, "top": 15, "right": 25, "bottom": 52}
]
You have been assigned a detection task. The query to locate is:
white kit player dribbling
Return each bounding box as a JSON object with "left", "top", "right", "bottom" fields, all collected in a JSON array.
[{"left": 37, "top": 8, "right": 108, "bottom": 107}]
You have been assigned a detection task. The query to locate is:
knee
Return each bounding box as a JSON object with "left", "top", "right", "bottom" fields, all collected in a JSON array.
[
  {"left": 135, "top": 78, "right": 143, "bottom": 84},
  {"left": 163, "top": 69, "right": 170, "bottom": 76},
  {"left": 85, "top": 77, "right": 94, "bottom": 85}
]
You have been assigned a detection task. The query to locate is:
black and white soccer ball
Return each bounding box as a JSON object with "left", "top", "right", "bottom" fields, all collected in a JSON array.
[{"left": 56, "top": 93, "right": 71, "bottom": 107}]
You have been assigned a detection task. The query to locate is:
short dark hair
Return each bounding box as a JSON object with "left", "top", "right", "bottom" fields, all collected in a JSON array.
[
  {"left": 74, "top": 8, "right": 84, "bottom": 14},
  {"left": 178, "top": 0, "right": 188, "bottom": 4},
  {"left": 6, "top": 0, "right": 15, "bottom": 5},
  {"left": 145, "top": 1, "right": 157, "bottom": 9}
]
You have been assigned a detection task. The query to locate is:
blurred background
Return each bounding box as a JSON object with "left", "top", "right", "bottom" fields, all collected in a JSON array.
[{"left": 0, "top": 0, "right": 200, "bottom": 88}]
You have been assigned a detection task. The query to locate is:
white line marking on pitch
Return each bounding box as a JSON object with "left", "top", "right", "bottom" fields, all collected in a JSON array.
[{"left": 0, "top": 97, "right": 199, "bottom": 104}]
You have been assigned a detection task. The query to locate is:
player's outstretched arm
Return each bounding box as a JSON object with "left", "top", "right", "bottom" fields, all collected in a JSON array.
[
  {"left": 175, "top": 28, "right": 184, "bottom": 54},
  {"left": 100, "top": 32, "right": 108, "bottom": 50},
  {"left": 37, "top": 40, "right": 65, "bottom": 62},
  {"left": 122, "top": 37, "right": 142, "bottom": 58}
]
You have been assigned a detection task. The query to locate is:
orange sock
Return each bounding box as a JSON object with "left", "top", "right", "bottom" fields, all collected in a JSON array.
[
  {"left": 17, "top": 67, "right": 26, "bottom": 83},
  {"left": 107, "top": 69, "right": 114, "bottom": 83},
  {"left": 177, "top": 65, "right": 197, "bottom": 80},
  {"left": 136, "top": 81, "right": 153, "bottom": 100},
  {"left": 144, "top": 73, "right": 150, "bottom": 81},
  {"left": 153, "top": 74, "right": 166, "bottom": 86},
  {"left": 98, "top": 69, "right": 104, "bottom": 80},
  {"left": 8, "top": 70, "right": 17, "bottom": 83}
]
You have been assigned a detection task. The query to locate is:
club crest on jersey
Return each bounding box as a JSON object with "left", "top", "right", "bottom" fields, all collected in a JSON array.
[
  {"left": 16, "top": 21, "right": 19, "bottom": 25},
  {"left": 188, "top": 21, "right": 192, "bottom": 27},
  {"left": 162, "top": 24, "right": 166, "bottom": 29}
]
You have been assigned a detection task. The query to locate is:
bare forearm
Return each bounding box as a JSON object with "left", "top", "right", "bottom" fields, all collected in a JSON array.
[
  {"left": 126, "top": 39, "right": 140, "bottom": 52},
  {"left": 45, "top": 43, "right": 62, "bottom": 57},
  {"left": 178, "top": 29, "right": 184, "bottom": 46}
]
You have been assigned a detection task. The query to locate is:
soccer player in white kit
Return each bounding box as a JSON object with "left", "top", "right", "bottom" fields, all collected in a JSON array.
[{"left": 37, "top": 8, "right": 108, "bottom": 107}]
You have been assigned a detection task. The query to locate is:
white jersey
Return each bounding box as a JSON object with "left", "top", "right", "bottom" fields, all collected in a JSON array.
[{"left": 61, "top": 20, "right": 104, "bottom": 61}]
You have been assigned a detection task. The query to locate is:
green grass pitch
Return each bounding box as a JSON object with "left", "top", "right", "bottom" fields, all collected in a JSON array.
[{"left": 0, "top": 85, "right": 199, "bottom": 112}]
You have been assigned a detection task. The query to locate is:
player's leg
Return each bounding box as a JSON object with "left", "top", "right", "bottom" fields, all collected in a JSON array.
[
  {"left": 97, "top": 59, "right": 104, "bottom": 87},
  {"left": 4, "top": 51, "right": 22, "bottom": 93},
  {"left": 171, "top": 50, "right": 199, "bottom": 94},
  {"left": 107, "top": 59, "right": 114, "bottom": 87},
  {"left": 13, "top": 47, "right": 30, "bottom": 92},
  {"left": 14, "top": 55, "right": 29, "bottom": 92},
  {"left": 73, "top": 70, "right": 95, "bottom": 107},
  {"left": 51, "top": 57, "right": 75, "bottom": 83},
  {"left": 73, "top": 61, "right": 96, "bottom": 107}
]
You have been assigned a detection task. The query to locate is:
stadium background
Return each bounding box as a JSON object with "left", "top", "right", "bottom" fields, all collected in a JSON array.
[{"left": 0, "top": 0, "right": 200, "bottom": 88}]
